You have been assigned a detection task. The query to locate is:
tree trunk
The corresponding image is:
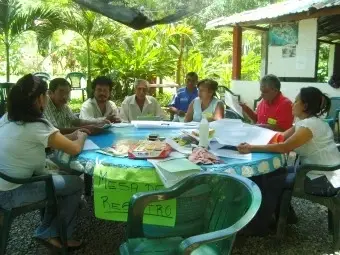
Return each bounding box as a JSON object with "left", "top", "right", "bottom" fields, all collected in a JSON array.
[
  {"left": 86, "top": 39, "right": 91, "bottom": 96},
  {"left": 176, "top": 34, "right": 185, "bottom": 85},
  {"left": 5, "top": 40, "right": 10, "bottom": 82}
]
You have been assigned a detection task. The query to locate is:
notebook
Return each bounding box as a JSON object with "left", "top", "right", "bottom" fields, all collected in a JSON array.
[{"left": 149, "top": 157, "right": 202, "bottom": 188}]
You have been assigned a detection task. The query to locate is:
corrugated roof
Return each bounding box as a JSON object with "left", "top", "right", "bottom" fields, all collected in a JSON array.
[{"left": 206, "top": 0, "right": 340, "bottom": 29}]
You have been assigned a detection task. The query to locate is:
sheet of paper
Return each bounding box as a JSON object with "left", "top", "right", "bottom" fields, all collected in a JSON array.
[
  {"left": 165, "top": 138, "right": 193, "bottom": 155},
  {"left": 210, "top": 122, "right": 279, "bottom": 146},
  {"left": 224, "top": 92, "right": 243, "bottom": 117},
  {"left": 210, "top": 148, "right": 252, "bottom": 160},
  {"left": 83, "top": 139, "right": 100, "bottom": 151},
  {"left": 111, "top": 123, "right": 133, "bottom": 128},
  {"left": 93, "top": 164, "right": 176, "bottom": 226},
  {"left": 132, "top": 121, "right": 199, "bottom": 129}
]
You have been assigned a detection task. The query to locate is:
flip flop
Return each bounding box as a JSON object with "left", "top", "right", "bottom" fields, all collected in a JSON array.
[
  {"left": 67, "top": 241, "right": 84, "bottom": 252},
  {"left": 34, "top": 237, "right": 63, "bottom": 253},
  {"left": 35, "top": 237, "right": 84, "bottom": 252}
]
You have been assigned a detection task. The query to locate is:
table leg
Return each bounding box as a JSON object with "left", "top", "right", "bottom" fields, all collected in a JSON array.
[{"left": 84, "top": 173, "right": 92, "bottom": 196}]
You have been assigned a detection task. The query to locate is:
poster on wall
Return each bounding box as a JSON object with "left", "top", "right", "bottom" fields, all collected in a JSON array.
[
  {"left": 269, "top": 23, "right": 299, "bottom": 46},
  {"left": 282, "top": 45, "right": 296, "bottom": 58}
]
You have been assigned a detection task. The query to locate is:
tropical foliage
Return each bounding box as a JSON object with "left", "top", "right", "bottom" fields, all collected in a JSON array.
[{"left": 0, "top": 0, "right": 330, "bottom": 104}]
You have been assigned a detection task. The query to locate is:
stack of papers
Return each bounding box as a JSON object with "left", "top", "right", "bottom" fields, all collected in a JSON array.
[
  {"left": 131, "top": 121, "right": 200, "bottom": 129},
  {"left": 149, "top": 156, "right": 202, "bottom": 188}
]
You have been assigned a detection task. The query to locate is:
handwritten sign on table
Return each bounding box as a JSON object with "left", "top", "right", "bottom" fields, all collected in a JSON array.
[{"left": 93, "top": 164, "right": 176, "bottom": 227}]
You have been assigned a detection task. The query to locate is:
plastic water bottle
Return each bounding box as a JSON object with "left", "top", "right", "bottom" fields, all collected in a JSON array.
[{"left": 199, "top": 117, "right": 209, "bottom": 148}]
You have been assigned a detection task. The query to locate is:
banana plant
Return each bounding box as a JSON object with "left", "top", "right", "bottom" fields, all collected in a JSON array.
[
  {"left": 36, "top": 3, "right": 124, "bottom": 89},
  {"left": 0, "top": 0, "right": 58, "bottom": 81}
]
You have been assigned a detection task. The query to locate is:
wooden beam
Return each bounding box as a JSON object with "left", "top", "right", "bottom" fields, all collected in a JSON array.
[
  {"left": 318, "top": 39, "right": 338, "bottom": 45},
  {"left": 243, "top": 26, "right": 269, "bottom": 32},
  {"left": 232, "top": 26, "right": 242, "bottom": 80},
  {"left": 237, "top": 7, "right": 340, "bottom": 27},
  {"left": 314, "top": 40, "right": 320, "bottom": 81}
]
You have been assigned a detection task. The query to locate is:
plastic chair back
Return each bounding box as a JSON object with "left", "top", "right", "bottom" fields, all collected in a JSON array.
[
  {"left": 225, "top": 109, "right": 241, "bottom": 119},
  {"left": 0, "top": 83, "right": 14, "bottom": 117},
  {"left": 327, "top": 97, "right": 340, "bottom": 120},
  {"left": 125, "top": 173, "right": 261, "bottom": 254},
  {"left": 33, "top": 72, "right": 51, "bottom": 82},
  {"left": 65, "top": 72, "right": 86, "bottom": 89}
]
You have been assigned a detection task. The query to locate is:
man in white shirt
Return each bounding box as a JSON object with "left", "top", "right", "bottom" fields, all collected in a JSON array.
[
  {"left": 80, "top": 76, "right": 120, "bottom": 123},
  {"left": 120, "top": 79, "right": 165, "bottom": 122}
]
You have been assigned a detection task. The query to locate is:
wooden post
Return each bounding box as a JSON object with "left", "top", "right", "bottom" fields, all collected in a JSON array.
[{"left": 232, "top": 25, "right": 242, "bottom": 80}]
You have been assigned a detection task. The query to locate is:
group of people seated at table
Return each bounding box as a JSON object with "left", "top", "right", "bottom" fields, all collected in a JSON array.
[{"left": 0, "top": 70, "right": 340, "bottom": 251}]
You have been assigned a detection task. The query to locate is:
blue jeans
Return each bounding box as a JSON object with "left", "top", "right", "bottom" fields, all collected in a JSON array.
[{"left": 0, "top": 175, "right": 83, "bottom": 240}]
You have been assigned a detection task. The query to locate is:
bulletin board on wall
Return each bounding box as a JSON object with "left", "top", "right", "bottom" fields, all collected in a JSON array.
[{"left": 267, "top": 18, "right": 317, "bottom": 78}]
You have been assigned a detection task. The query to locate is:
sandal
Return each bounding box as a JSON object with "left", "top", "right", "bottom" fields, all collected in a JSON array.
[{"left": 34, "top": 237, "right": 63, "bottom": 253}]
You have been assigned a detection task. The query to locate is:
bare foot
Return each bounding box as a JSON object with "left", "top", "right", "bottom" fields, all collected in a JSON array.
[
  {"left": 46, "top": 238, "right": 62, "bottom": 248},
  {"left": 67, "top": 239, "right": 82, "bottom": 248}
]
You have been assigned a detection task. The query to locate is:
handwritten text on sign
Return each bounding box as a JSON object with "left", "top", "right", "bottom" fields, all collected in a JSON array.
[{"left": 93, "top": 165, "right": 176, "bottom": 227}]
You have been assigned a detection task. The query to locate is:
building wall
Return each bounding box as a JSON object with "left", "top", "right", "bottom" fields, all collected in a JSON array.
[
  {"left": 267, "top": 18, "right": 318, "bottom": 78},
  {"left": 231, "top": 80, "right": 340, "bottom": 106}
]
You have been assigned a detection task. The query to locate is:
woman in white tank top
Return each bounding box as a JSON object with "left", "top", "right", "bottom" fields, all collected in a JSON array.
[{"left": 184, "top": 79, "right": 224, "bottom": 122}]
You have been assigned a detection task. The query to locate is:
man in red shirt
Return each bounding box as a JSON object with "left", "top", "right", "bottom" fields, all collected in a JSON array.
[{"left": 240, "top": 74, "right": 293, "bottom": 131}]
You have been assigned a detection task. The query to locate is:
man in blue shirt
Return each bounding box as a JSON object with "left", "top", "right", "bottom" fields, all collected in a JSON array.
[{"left": 168, "top": 72, "right": 198, "bottom": 121}]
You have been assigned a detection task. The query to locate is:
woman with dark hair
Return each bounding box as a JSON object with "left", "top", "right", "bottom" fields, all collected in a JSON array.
[
  {"left": 237, "top": 87, "right": 340, "bottom": 235},
  {"left": 0, "top": 74, "right": 86, "bottom": 250},
  {"left": 184, "top": 79, "right": 225, "bottom": 122}
]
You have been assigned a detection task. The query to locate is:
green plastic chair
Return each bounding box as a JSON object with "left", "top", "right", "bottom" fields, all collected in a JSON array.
[
  {"left": 0, "top": 83, "right": 14, "bottom": 117},
  {"left": 65, "top": 72, "right": 86, "bottom": 102},
  {"left": 119, "top": 172, "right": 262, "bottom": 255},
  {"left": 216, "top": 86, "right": 241, "bottom": 102},
  {"left": 33, "top": 72, "right": 51, "bottom": 82},
  {"left": 0, "top": 172, "right": 68, "bottom": 255},
  {"left": 277, "top": 145, "right": 340, "bottom": 252}
]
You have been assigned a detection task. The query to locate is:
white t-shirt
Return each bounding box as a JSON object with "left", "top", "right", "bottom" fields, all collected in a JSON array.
[
  {"left": 79, "top": 98, "right": 118, "bottom": 121},
  {"left": 120, "top": 95, "right": 165, "bottom": 122},
  {"left": 294, "top": 117, "right": 340, "bottom": 187},
  {"left": 0, "top": 114, "right": 58, "bottom": 191}
]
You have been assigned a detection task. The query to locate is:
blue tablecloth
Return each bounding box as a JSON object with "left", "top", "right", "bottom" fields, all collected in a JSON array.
[{"left": 75, "top": 126, "right": 286, "bottom": 177}]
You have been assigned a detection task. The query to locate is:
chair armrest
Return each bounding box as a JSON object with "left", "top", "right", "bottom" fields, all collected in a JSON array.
[
  {"left": 126, "top": 173, "right": 209, "bottom": 238},
  {"left": 178, "top": 181, "right": 262, "bottom": 254},
  {"left": 178, "top": 226, "right": 236, "bottom": 254},
  {"left": 293, "top": 163, "right": 340, "bottom": 194},
  {"left": 0, "top": 172, "right": 53, "bottom": 185}
]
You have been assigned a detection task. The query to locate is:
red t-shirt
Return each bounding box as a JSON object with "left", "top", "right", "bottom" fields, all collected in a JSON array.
[{"left": 256, "top": 93, "right": 293, "bottom": 131}]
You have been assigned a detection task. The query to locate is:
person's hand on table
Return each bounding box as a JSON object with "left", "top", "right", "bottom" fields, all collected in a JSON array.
[
  {"left": 237, "top": 143, "right": 252, "bottom": 154},
  {"left": 106, "top": 114, "right": 121, "bottom": 123},
  {"left": 83, "top": 125, "right": 105, "bottom": 135},
  {"left": 67, "top": 128, "right": 91, "bottom": 140},
  {"left": 97, "top": 119, "right": 111, "bottom": 125},
  {"left": 76, "top": 130, "right": 88, "bottom": 140}
]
